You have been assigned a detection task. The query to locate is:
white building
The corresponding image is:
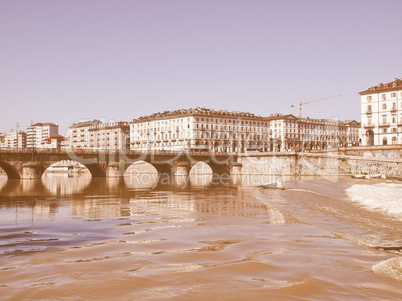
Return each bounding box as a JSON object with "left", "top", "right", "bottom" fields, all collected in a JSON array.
[
  {"left": 299, "top": 118, "right": 360, "bottom": 150},
  {"left": 68, "top": 120, "right": 130, "bottom": 150},
  {"left": 360, "top": 78, "right": 402, "bottom": 145},
  {"left": 130, "top": 108, "right": 271, "bottom": 153},
  {"left": 41, "top": 134, "right": 65, "bottom": 150},
  {"left": 265, "top": 114, "right": 360, "bottom": 151},
  {"left": 265, "top": 114, "right": 299, "bottom": 151},
  {"left": 27, "top": 123, "right": 59, "bottom": 149},
  {"left": 1, "top": 131, "right": 27, "bottom": 149}
]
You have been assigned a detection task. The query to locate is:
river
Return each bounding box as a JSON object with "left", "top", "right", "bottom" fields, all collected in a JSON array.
[{"left": 0, "top": 173, "right": 401, "bottom": 300}]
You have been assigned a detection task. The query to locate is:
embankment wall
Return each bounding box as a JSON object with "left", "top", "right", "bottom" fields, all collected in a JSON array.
[{"left": 239, "top": 152, "right": 402, "bottom": 177}]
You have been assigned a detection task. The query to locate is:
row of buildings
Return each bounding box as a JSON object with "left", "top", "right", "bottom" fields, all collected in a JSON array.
[
  {"left": 0, "top": 109, "right": 360, "bottom": 153},
  {"left": 0, "top": 123, "right": 63, "bottom": 150},
  {"left": 129, "top": 108, "right": 360, "bottom": 152},
  {"left": 2, "top": 77, "right": 401, "bottom": 151}
]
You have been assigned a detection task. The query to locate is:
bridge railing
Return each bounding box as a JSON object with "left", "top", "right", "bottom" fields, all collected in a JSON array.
[{"left": 0, "top": 148, "right": 237, "bottom": 156}]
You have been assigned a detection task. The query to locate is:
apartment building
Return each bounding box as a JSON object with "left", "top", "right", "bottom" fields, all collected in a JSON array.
[
  {"left": 27, "top": 123, "right": 59, "bottom": 149},
  {"left": 41, "top": 134, "right": 65, "bottom": 150},
  {"left": 0, "top": 131, "right": 27, "bottom": 149},
  {"left": 68, "top": 120, "right": 130, "bottom": 150},
  {"left": 266, "top": 114, "right": 360, "bottom": 151},
  {"left": 130, "top": 107, "right": 271, "bottom": 152},
  {"left": 360, "top": 78, "right": 402, "bottom": 145},
  {"left": 265, "top": 114, "right": 299, "bottom": 151},
  {"left": 299, "top": 118, "right": 360, "bottom": 150}
]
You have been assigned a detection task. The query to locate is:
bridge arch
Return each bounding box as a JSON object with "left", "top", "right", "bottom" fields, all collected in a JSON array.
[
  {"left": 124, "top": 160, "right": 174, "bottom": 187},
  {"left": 0, "top": 161, "right": 21, "bottom": 179},
  {"left": 41, "top": 160, "right": 106, "bottom": 178},
  {"left": 189, "top": 161, "right": 213, "bottom": 186},
  {"left": 42, "top": 160, "right": 90, "bottom": 177},
  {"left": 189, "top": 160, "right": 231, "bottom": 186}
]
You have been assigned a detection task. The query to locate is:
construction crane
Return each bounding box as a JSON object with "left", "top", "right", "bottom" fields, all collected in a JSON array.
[{"left": 291, "top": 95, "right": 341, "bottom": 118}]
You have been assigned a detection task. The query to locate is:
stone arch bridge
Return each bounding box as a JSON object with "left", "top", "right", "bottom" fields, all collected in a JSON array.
[{"left": 0, "top": 150, "right": 241, "bottom": 182}]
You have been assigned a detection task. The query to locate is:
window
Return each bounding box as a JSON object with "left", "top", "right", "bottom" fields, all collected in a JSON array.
[
  {"left": 382, "top": 94, "right": 386, "bottom": 100},
  {"left": 392, "top": 92, "right": 397, "bottom": 98},
  {"left": 382, "top": 103, "right": 387, "bottom": 110},
  {"left": 367, "top": 96, "right": 372, "bottom": 101},
  {"left": 392, "top": 128, "right": 397, "bottom": 133}
]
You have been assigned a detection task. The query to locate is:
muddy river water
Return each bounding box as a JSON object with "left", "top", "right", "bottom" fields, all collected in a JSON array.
[{"left": 0, "top": 174, "right": 401, "bottom": 300}]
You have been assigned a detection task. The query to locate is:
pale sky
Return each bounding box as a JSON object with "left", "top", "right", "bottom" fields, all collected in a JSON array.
[{"left": 1, "top": 0, "right": 401, "bottom": 136}]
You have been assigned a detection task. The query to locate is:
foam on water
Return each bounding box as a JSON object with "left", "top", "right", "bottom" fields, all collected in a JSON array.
[
  {"left": 346, "top": 182, "right": 402, "bottom": 219},
  {"left": 372, "top": 257, "right": 402, "bottom": 282}
]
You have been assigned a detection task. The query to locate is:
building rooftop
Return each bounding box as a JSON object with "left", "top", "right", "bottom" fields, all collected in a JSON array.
[
  {"left": 359, "top": 78, "right": 402, "bottom": 95},
  {"left": 264, "top": 114, "right": 297, "bottom": 121},
  {"left": 132, "top": 107, "right": 264, "bottom": 123},
  {"left": 30, "top": 122, "right": 58, "bottom": 127},
  {"left": 69, "top": 120, "right": 102, "bottom": 128},
  {"left": 70, "top": 120, "right": 129, "bottom": 129},
  {"left": 49, "top": 134, "right": 65, "bottom": 139},
  {"left": 265, "top": 114, "right": 359, "bottom": 125}
]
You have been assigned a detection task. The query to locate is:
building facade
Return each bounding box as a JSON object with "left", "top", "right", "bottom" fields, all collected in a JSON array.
[
  {"left": 27, "top": 123, "right": 59, "bottom": 149},
  {"left": 265, "top": 114, "right": 299, "bottom": 151},
  {"left": 130, "top": 108, "right": 271, "bottom": 152},
  {"left": 360, "top": 78, "right": 402, "bottom": 145},
  {"left": 299, "top": 118, "right": 360, "bottom": 150},
  {"left": 68, "top": 120, "right": 130, "bottom": 150},
  {"left": 0, "top": 134, "right": 5, "bottom": 148},
  {"left": 41, "top": 134, "right": 65, "bottom": 150},
  {"left": 1, "top": 131, "right": 27, "bottom": 149},
  {"left": 265, "top": 114, "right": 360, "bottom": 151}
]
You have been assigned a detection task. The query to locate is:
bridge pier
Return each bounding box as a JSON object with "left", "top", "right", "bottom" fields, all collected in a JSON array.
[
  {"left": 107, "top": 162, "right": 127, "bottom": 177},
  {"left": 173, "top": 162, "right": 191, "bottom": 187},
  {"left": 22, "top": 162, "right": 45, "bottom": 179},
  {"left": 230, "top": 162, "right": 242, "bottom": 175},
  {"left": 230, "top": 162, "right": 242, "bottom": 185}
]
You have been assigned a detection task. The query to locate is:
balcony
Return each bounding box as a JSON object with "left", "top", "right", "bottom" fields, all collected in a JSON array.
[
  {"left": 378, "top": 122, "right": 390, "bottom": 127},
  {"left": 391, "top": 107, "right": 397, "bottom": 113},
  {"left": 364, "top": 123, "right": 375, "bottom": 128},
  {"left": 366, "top": 109, "right": 372, "bottom": 114}
]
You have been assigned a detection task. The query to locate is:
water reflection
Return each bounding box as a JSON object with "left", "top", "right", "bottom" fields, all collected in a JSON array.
[
  {"left": 0, "top": 175, "right": 284, "bottom": 222},
  {"left": 0, "top": 173, "right": 295, "bottom": 198},
  {"left": 42, "top": 173, "right": 92, "bottom": 195}
]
